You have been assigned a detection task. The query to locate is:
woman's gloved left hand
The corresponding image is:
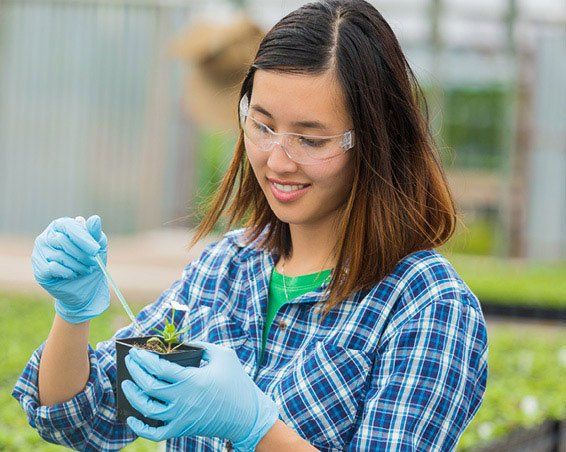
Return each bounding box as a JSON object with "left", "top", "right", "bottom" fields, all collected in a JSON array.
[{"left": 121, "top": 340, "right": 280, "bottom": 451}]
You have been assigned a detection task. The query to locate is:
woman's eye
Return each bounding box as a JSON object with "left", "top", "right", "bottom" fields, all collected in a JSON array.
[
  {"left": 299, "top": 137, "right": 328, "bottom": 148},
  {"left": 252, "top": 121, "right": 271, "bottom": 134}
]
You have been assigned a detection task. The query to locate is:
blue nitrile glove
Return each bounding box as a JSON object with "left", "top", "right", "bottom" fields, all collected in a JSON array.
[
  {"left": 31, "top": 215, "right": 110, "bottom": 323},
  {"left": 121, "top": 341, "right": 280, "bottom": 451}
]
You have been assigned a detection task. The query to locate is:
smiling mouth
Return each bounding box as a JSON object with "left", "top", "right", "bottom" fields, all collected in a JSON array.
[
  {"left": 271, "top": 182, "right": 310, "bottom": 191},
  {"left": 267, "top": 180, "right": 312, "bottom": 203},
  {"left": 266, "top": 177, "right": 311, "bottom": 187}
]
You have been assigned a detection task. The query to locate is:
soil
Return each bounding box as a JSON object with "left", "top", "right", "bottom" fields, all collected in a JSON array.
[{"left": 132, "top": 338, "right": 171, "bottom": 354}]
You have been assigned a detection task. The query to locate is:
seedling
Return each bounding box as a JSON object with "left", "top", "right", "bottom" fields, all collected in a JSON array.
[{"left": 143, "top": 308, "right": 191, "bottom": 354}]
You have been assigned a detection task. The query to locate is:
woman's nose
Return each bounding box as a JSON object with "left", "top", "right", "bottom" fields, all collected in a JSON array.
[{"left": 266, "top": 140, "right": 298, "bottom": 171}]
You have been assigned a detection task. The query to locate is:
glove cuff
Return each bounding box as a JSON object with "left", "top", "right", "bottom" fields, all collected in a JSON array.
[
  {"left": 54, "top": 300, "right": 93, "bottom": 323},
  {"left": 54, "top": 293, "right": 109, "bottom": 324},
  {"left": 232, "top": 392, "right": 280, "bottom": 452}
]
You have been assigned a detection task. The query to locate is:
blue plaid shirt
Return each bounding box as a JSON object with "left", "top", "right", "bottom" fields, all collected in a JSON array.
[{"left": 13, "top": 227, "right": 488, "bottom": 451}]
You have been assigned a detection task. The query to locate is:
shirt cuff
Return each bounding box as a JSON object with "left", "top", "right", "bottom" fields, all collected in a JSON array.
[{"left": 12, "top": 342, "right": 105, "bottom": 433}]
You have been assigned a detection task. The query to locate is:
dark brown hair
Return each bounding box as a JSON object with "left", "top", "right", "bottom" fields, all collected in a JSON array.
[{"left": 188, "top": 0, "right": 458, "bottom": 322}]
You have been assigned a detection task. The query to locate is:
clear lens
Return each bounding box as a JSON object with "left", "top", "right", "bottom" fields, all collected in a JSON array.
[{"left": 241, "top": 115, "right": 349, "bottom": 165}]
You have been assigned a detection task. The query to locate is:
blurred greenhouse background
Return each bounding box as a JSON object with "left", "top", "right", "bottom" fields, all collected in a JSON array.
[
  {"left": 0, "top": 0, "right": 564, "bottom": 450},
  {"left": 1, "top": 0, "right": 564, "bottom": 260}
]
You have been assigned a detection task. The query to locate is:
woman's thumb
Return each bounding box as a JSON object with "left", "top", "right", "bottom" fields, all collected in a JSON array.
[{"left": 86, "top": 215, "right": 102, "bottom": 242}]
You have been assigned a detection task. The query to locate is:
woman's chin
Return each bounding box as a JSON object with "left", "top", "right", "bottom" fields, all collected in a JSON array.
[{"left": 272, "top": 208, "right": 312, "bottom": 226}]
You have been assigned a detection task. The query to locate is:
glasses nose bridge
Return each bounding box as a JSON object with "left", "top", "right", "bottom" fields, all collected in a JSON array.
[
  {"left": 265, "top": 131, "right": 294, "bottom": 159},
  {"left": 268, "top": 129, "right": 288, "bottom": 147}
]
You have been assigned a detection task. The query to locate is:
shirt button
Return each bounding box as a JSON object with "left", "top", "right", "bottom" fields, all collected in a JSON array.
[{"left": 278, "top": 320, "right": 287, "bottom": 330}]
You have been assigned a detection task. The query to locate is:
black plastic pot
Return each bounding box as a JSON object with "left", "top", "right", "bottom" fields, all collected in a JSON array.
[{"left": 115, "top": 336, "right": 204, "bottom": 427}]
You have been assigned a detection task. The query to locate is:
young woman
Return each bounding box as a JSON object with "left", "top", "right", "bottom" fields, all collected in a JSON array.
[{"left": 13, "top": 1, "right": 488, "bottom": 450}]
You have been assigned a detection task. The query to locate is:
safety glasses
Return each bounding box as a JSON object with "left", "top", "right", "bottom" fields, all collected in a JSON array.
[{"left": 239, "top": 94, "right": 355, "bottom": 165}]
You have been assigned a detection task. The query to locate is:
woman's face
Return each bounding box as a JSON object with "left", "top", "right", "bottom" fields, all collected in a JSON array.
[{"left": 245, "top": 69, "right": 355, "bottom": 229}]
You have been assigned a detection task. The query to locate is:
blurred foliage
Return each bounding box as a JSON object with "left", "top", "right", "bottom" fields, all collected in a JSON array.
[
  {"left": 439, "top": 212, "right": 566, "bottom": 309},
  {"left": 435, "top": 83, "right": 511, "bottom": 171},
  {"left": 192, "top": 129, "right": 238, "bottom": 233},
  {"left": 457, "top": 322, "right": 566, "bottom": 450},
  {"left": 446, "top": 252, "right": 566, "bottom": 308},
  {"left": 441, "top": 216, "right": 499, "bottom": 256},
  {"left": 0, "top": 292, "right": 158, "bottom": 451},
  {"left": 439, "top": 217, "right": 566, "bottom": 308}
]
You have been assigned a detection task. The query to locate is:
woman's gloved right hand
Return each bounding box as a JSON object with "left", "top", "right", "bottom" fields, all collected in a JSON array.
[{"left": 31, "top": 215, "right": 110, "bottom": 324}]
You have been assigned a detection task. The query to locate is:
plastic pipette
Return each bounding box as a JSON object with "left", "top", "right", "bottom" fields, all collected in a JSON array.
[{"left": 74, "top": 216, "right": 142, "bottom": 334}]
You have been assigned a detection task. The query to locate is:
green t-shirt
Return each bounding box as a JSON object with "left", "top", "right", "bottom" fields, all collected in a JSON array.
[{"left": 259, "top": 266, "right": 332, "bottom": 366}]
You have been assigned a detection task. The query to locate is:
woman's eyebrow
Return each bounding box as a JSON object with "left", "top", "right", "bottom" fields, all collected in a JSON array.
[{"left": 250, "top": 104, "right": 330, "bottom": 132}]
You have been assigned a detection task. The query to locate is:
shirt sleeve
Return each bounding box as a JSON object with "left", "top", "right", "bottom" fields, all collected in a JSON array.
[
  {"left": 346, "top": 298, "right": 489, "bottom": 451},
  {"left": 11, "top": 243, "right": 217, "bottom": 451}
]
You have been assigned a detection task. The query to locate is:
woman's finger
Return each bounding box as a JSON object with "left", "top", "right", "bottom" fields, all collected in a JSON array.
[
  {"left": 126, "top": 416, "right": 169, "bottom": 442},
  {"left": 48, "top": 229, "right": 98, "bottom": 268},
  {"left": 51, "top": 217, "right": 100, "bottom": 256},
  {"left": 40, "top": 260, "right": 76, "bottom": 280},
  {"left": 125, "top": 355, "right": 173, "bottom": 403},
  {"left": 41, "top": 244, "right": 93, "bottom": 276},
  {"left": 121, "top": 380, "right": 173, "bottom": 421},
  {"left": 128, "top": 348, "right": 194, "bottom": 384}
]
